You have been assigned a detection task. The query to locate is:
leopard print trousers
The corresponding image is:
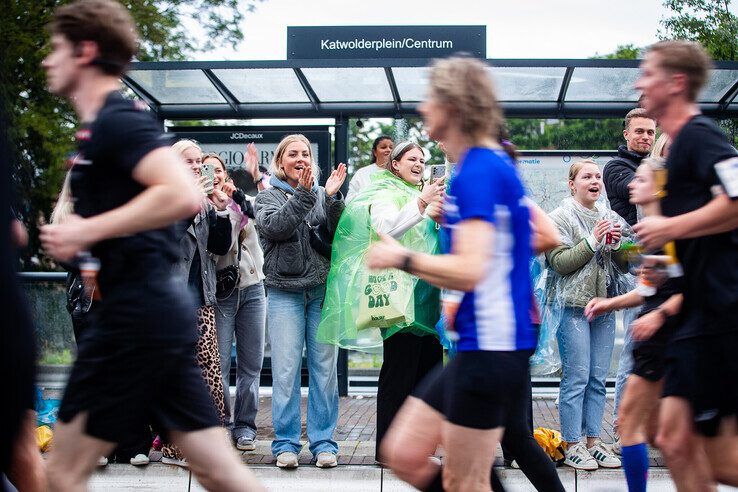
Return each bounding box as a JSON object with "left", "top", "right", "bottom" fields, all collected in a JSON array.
[{"left": 161, "top": 305, "right": 226, "bottom": 461}]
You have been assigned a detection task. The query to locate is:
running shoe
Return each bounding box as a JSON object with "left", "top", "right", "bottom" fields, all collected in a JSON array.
[
  {"left": 563, "top": 442, "right": 598, "bottom": 470},
  {"left": 611, "top": 437, "right": 622, "bottom": 456},
  {"left": 276, "top": 452, "right": 299, "bottom": 469},
  {"left": 97, "top": 456, "right": 108, "bottom": 467},
  {"left": 588, "top": 440, "right": 622, "bottom": 468},
  {"left": 315, "top": 452, "right": 337, "bottom": 468}
]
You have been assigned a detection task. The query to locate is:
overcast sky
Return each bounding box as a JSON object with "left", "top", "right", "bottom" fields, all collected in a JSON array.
[{"left": 194, "top": 0, "right": 737, "bottom": 61}]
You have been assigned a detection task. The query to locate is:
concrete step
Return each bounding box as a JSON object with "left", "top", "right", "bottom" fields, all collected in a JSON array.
[{"left": 86, "top": 464, "right": 738, "bottom": 491}]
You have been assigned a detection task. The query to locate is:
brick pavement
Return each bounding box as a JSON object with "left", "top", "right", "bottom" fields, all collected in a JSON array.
[{"left": 241, "top": 395, "right": 666, "bottom": 467}]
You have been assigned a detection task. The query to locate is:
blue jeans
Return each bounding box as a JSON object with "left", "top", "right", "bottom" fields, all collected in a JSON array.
[
  {"left": 267, "top": 285, "right": 339, "bottom": 457},
  {"left": 557, "top": 307, "right": 616, "bottom": 443},
  {"left": 215, "top": 282, "right": 266, "bottom": 441},
  {"left": 613, "top": 308, "right": 637, "bottom": 429}
]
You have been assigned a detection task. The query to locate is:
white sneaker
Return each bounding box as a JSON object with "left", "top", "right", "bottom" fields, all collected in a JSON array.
[
  {"left": 511, "top": 460, "right": 520, "bottom": 469},
  {"left": 236, "top": 437, "right": 256, "bottom": 452},
  {"left": 161, "top": 456, "right": 189, "bottom": 468},
  {"left": 315, "top": 452, "right": 337, "bottom": 468},
  {"left": 276, "top": 452, "right": 299, "bottom": 469},
  {"left": 611, "top": 437, "right": 622, "bottom": 456},
  {"left": 588, "top": 441, "right": 622, "bottom": 468},
  {"left": 563, "top": 442, "right": 598, "bottom": 470},
  {"left": 97, "top": 456, "right": 108, "bottom": 467},
  {"left": 130, "top": 454, "right": 150, "bottom": 466}
]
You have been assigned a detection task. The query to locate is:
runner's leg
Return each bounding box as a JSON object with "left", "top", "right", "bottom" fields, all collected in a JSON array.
[
  {"left": 656, "top": 397, "right": 714, "bottom": 492},
  {"left": 172, "top": 427, "right": 264, "bottom": 492},
  {"left": 702, "top": 416, "right": 738, "bottom": 486},
  {"left": 381, "top": 396, "right": 444, "bottom": 489},
  {"left": 46, "top": 413, "right": 116, "bottom": 492},
  {"left": 442, "top": 421, "right": 503, "bottom": 492}
]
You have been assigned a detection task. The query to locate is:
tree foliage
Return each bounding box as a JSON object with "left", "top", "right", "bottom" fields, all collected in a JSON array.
[
  {"left": 659, "top": 0, "right": 738, "bottom": 61},
  {"left": 1, "top": 0, "right": 262, "bottom": 269}
]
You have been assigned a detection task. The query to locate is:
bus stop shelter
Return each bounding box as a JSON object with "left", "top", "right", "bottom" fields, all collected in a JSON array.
[{"left": 121, "top": 57, "right": 738, "bottom": 394}]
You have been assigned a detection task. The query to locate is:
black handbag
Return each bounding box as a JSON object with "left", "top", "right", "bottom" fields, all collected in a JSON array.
[
  {"left": 216, "top": 229, "right": 243, "bottom": 300},
  {"left": 306, "top": 220, "right": 333, "bottom": 260}
]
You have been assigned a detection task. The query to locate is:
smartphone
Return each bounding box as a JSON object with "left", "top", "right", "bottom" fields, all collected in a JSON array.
[
  {"left": 429, "top": 164, "right": 446, "bottom": 183},
  {"left": 201, "top": 163, "right": 215, "bottom": 194}
]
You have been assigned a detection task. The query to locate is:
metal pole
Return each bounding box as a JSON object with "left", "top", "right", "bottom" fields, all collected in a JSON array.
[{"left": 334, "top": 114, "right": 350, "bottom": 397}]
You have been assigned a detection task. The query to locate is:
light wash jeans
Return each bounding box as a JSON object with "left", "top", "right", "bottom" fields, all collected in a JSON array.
[
  {"left": 215, "top": 282, "right": 266, "bottom": 441},
  {"left": 613, "top": 307, "right": 638, "bottom": 430},
  {"left": 267, "top": 284, "right": 339, "bottom": 457},
  {"left": 557, "top": 307, "right": 616, "bottom": 443}
]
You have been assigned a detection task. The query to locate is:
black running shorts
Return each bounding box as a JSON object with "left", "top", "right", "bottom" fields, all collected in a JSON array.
[{"left": 414, "top": 350, "right": 532, "bottom": 430}]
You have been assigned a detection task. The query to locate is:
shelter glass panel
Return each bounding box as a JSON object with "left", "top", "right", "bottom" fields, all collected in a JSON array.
[
  {"left": 392, "top": 66, "right": 431, "bottom": 102},
  {"left": 489, "top": 67, "right": 566, "bottom": 101},
  {"left": 301, "top": 67, "right": 393, "bottom": 102},
  {"left": 700, "top": 70, "right": 738, "bottom": 102},
  {"left": 212, "top": 68, "right": 310, "bottom": 103},
  {"left": 127, "top": 70, "right": 225, "bottom": 104},
  {"left": 565, "top": 67, "right": 640, "bottom": 102}
]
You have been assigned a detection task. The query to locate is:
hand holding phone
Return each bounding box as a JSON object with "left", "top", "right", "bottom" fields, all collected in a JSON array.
[
  {"left": 429, "top": 164, "right": 446, "bottom": 183},
  {"left": 201, "top": 163, "right": 215, "bottom": 195}
]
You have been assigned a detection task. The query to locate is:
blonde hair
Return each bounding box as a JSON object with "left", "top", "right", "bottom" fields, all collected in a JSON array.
[
  {"left": 428, "top": 57, "right": 504, "bottom": 143},
  {"left": 270, "top": 134, "right": 320, "bottom": 182},
  {"left": 640, "top": 156, "right": 666, "bottom": 173},
  {"left": 50, "top": 171, "right": 74, "bottom": 225},
  {"left": 171, "top": 139, "right": 201, "bottom": 158},
  {"left": 650, "top": 133, "right": 671, "bottom": 158},
  {"left": 568, "top": 159, "right": 599, "bottom": 195},
  {"left": 647, "top": 40, "right": 713, "bottom": 102}
]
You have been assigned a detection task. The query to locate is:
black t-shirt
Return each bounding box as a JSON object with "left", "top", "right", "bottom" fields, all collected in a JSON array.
[
  {"left": 661, "top": 115, "right": 738, "bottom": 339},
  {"left": 69, "top": 92, "right": 196, "bottom": 342}
]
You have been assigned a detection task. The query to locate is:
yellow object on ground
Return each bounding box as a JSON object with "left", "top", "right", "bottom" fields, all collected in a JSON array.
[
  {"left": 533, "top": 427, "right": 565, "bottom": 461},
  {"left": 36, "top": 425, "right": 53, "bottom": 452}
]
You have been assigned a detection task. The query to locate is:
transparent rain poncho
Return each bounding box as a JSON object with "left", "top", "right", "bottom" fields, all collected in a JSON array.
[
  {"left": 531, "top": 196, "right": 634, "bottom": 375},
  {"left": 317, "top": 171, "right": 440, "bottom": 353}
]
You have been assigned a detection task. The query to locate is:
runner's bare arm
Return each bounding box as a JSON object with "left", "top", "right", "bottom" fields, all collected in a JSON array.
[
  {"left": 528, "top": 199, "right": 560, "bottom": 253},
  {"left": 42, "top": 146, "right": 202, "bottom": 261},
  {"left": 366, "top": 219, "right": 493, "bottom": 292},
  {"left": 634, "top": 194, "right": 738, "bottom": 249}
]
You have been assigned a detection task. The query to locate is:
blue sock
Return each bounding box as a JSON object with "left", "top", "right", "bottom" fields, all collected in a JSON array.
[{"left": 621, "top": 443, "right": 649, "bottom": 492}]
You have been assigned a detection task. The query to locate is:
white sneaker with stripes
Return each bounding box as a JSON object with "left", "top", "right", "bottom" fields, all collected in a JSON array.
[
  {"left": 588, "top": 440, "right": 622, "bottom": 468},
  {"left": 563, "top": 442, "right": 598, "bottom": 470}
]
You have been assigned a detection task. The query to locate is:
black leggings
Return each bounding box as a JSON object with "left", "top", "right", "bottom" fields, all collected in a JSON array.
[
  {"left": 500, "top": 370, "right": 564, "bottom": 492},
  {"left": 376, "top": 332, "right": 443, "bottom": 460}
]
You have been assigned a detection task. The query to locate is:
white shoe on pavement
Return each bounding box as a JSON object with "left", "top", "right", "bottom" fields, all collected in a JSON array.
[
  {"left": 236, "top": 436, "right": 256, "bottom": 452},
  {"left": 97, "top": 456, "right": 108, "bottom": 467},
  {"left": 130, "top": 454, "right": 150, "bottom": 466},
  {"left": 315, "top": 452, "right": 337, "bottom": 468},
  {"left": 563, "top": 442, "right": 598, "bottom": 471},
  {"left": 588, "top": 440, "right": 622, "bottom": 468},
  {"left": 276, "top": 452, "right": 299, "bottom": 469}
]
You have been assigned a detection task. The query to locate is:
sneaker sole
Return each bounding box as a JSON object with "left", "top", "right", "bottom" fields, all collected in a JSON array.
[
  {"left": 316, "top": 461, "right": 337, "bottom": 468},
  {"left": 595, "top": 460, "right": 622, "bottom": 468},
  {"left": 130, "top": 460, "right": 149, "bottom": 466},
  {"left": 563, "top": 459, "right": 598, "bottom": 471},
  {"left": 237, "top": 443, "right": 256, "bottom": 451},
  {"left": 161, "top": 457, "right": 189, "bottom": 468},
  {"left": 276, "top": 461, "right": 299, "bottom": 469}
]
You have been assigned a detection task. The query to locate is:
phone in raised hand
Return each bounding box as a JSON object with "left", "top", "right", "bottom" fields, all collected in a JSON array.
[
  {"left": 201, "top": 163, "right": 215, "bottom": 194},
  {"left": 429, "top": 164, "right": 446, "bottom": 183}
]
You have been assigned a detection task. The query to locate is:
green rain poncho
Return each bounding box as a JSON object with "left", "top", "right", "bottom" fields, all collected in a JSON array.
[{"left": 317, "top": 170, "right": 440, "bottom": 352}]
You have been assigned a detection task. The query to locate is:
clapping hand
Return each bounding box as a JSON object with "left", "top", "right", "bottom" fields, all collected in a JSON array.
[
  {"left": 593, "top": 219, "right": 610, "bottom": 244},
  {"left": 298, "top": 164, "right": 314, "bottom": 190},
  {"left": 244, "top": 143, "right": 260, "bottom": 180},
  {"left": 325, "top": 163, "right": 347, "bottom": 197}
]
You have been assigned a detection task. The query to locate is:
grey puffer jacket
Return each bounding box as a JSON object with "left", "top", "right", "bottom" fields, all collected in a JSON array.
[{"left": 254, "top": 175, "right": 344, "bottom": 291}]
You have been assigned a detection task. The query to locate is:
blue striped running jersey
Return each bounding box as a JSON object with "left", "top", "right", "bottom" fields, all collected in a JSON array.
[{"left": 443, "top": 147, "right": 536, "bottom": 352}]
